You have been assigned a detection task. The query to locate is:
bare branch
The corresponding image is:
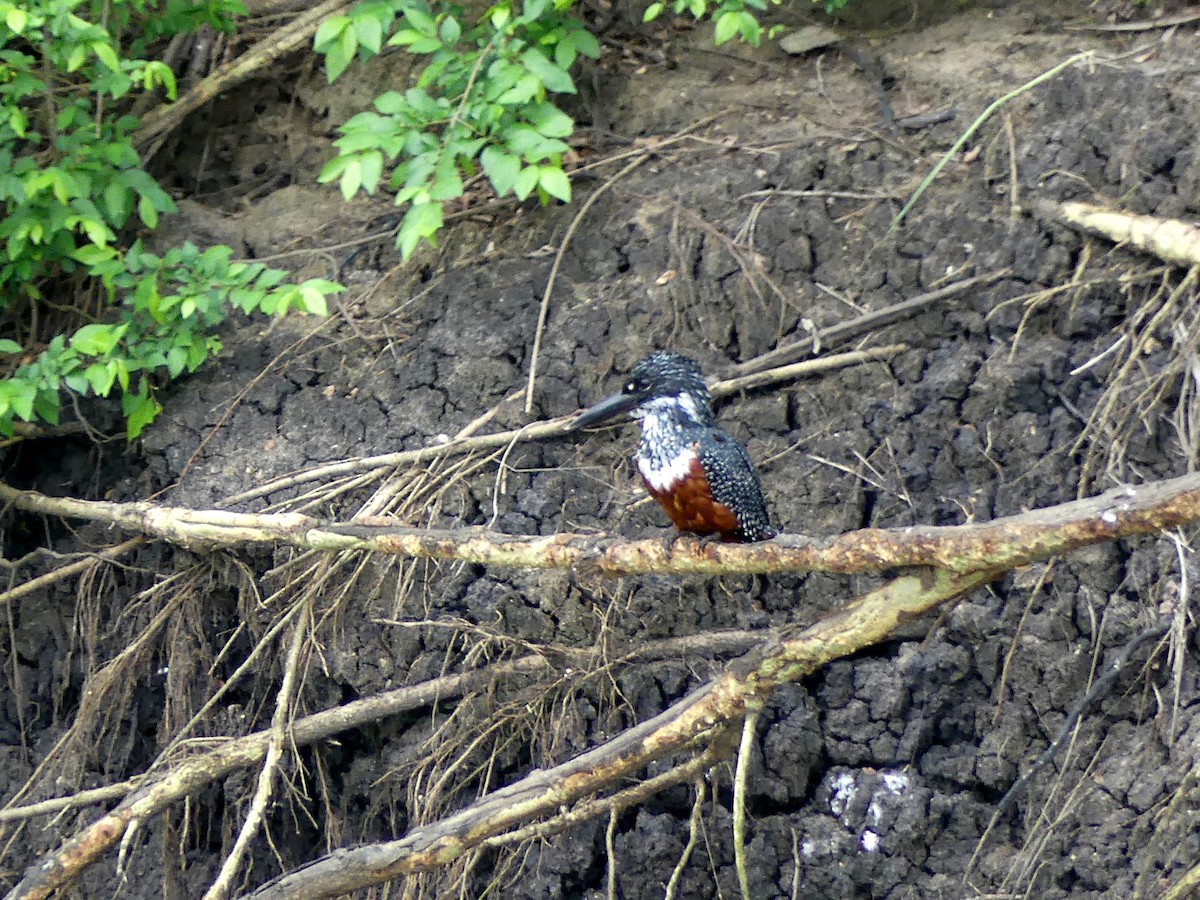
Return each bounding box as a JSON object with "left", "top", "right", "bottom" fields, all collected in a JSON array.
[{"left": 3, "top": 474, "right": 1200, "bottom": 576}]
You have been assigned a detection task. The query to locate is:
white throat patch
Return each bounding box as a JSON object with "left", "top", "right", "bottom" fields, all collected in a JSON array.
[{"left": 638, "top": 446, "right": 697, "bottom": 492}]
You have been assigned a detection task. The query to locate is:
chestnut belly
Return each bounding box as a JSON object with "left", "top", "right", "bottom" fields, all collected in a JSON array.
[{"left": 640, "top": 456, "right": 739, "bottom": 538}]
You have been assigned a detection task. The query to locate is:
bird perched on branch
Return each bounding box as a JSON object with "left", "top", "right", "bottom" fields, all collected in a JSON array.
[{"left": 573, "top": 350, "right": 776, "bottom": 543}]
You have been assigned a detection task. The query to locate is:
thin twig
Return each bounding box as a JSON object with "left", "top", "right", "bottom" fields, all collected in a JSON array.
[
  {"left": 0, "top": 537, "right": 145, "bottom": 607},
  {"left": 886, "top": 51, "right": 1095, "bottom": 235},
  {"left": 733, "top": 706, "right": 759, "bottom": 900},
  {"left": 0, "top": 781, "right": 139, "bottom": 823},
  {"left": 219, "top": 332, "right": 906, "bottom": 509},
  {"left": 664, "top": 779, "right": 705, "bottom": 900},
  {"left": 203, "top": 604, "right": 311, "bottom": 899},
  {"left": 993, "top": 616, "right": 1170, "bottom": 817},
  {"left": 726, "top": 270, "right": 1011, "bottom": 377},
  {"left": 1064, "top": 11, "right": 1200, "bottom": 31}
]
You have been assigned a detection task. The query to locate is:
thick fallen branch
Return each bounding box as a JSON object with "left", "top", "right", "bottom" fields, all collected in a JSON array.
[
  {"left": 1034, "top": 198, "right": 1200, "bottom": 268},
  {"left": 3, "top": 474, "right": 1199, "bottom": 576},
  {"left": 133, "top": 0, "right": 352, "bottom": 154}
]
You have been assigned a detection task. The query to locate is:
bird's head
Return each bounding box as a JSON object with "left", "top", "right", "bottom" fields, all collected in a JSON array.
[{"left": 573, "top": 351, "right": 713, "bottom": 429}]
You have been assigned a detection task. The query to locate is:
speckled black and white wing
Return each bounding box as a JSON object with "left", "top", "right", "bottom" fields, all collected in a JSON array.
[{"left": 697, "top": 429, "right": 776, "bottom": 542}]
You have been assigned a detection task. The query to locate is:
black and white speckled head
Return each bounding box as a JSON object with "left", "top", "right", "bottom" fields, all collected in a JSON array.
[
  {"left": 624, "top": 351, "right": 712, "bottom": 422},
  {"left": 573, "top": 351, "right": 714, "bottom": 429}
]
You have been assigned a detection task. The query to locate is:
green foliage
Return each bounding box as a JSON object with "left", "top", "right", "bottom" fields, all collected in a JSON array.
[
  {"left": 0, "top": 0, "right": 341, "bottom": 439},
  {"left": 3, "top": 242, "right": 336, "bottom": 439},
  {"left": 315, "top": 0, "right": 598, "bottom": 260},
  {"left": 645, "top": 0, "right": 849, "bottom": 38}
]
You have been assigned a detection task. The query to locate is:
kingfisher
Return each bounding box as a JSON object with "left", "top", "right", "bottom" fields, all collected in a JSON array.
[{"left": 573, "top": 351, "right": 776, "bottom": 543}]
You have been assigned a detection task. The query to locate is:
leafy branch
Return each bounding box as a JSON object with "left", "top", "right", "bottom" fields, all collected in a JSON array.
[
  {"left": 0, "top": 0, "right": 341, "bottom": 439},
  {"left": 315, "top": 0, "right": 597, "bottom": 258}
]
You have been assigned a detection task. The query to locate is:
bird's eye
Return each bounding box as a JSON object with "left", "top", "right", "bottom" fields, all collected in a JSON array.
[{"left": 624, "top": 380, "right": 637, "bottom": 393}]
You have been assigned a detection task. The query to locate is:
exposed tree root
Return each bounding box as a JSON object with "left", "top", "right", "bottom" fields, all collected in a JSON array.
[
  {"left": 7, "top": 471, "right": 1200, "bottom": 898},
  {"left": 1035, "top": 199, "right": 1200, "bottom": 269}
]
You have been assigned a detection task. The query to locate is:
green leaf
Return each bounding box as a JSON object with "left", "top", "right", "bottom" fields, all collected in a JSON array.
[
  {"left": 430, "top": 157, "right": 463, "bottom": 201},
  {"left": 9, "top": 381, "right": 34, "bottom": 422},
  {"left": 496, "top": 74, "right": 541, "bottom": 105},
  {"left": 397, "top": 200, "right": 444, "bottom": 260},
  {"left": 33, "top": 391, "right": 59, "bottom": 426},
  {"left": 70, "top": 323, "right": 126, "bottom": 356},
  {"left": 714, "top": 10, "right": 739, "bottom": 43},
  {"left": 0, "top": 339, "right": 21, "bottom": 354},
  {"left": 325, "top": 27, "right": 357, "bottom": 81},
  {"left": 573, "top": 29, "right": 601, "bottom": 59},
  {"left": 296, "top": 285, "right": 330, "bottom": 315},
  {"left": 314, "top": 15, "right": 349, "bottom": 51},
  {"left": 439, "top": 15, "right": 460, "bottom": 45},
  {"left": 317, "top": 155, "right": 350, "bottom": 184},
  {"left": 504, "top": 125, "right": 569, "bottom": 159},
  {"left": 526, "top": 103, "right": 574, "bottom": 138},
  {"left": 523, "top": 0, "right": 551, "bottom": 21},
  {"left": 339, "top": 158, "right": 363, "bottom": 199},
  {"left": 521, "top": 48, "right": 575, "bottom": 94},
  {"left": 84, "top": 362, "right": 117, "bottom": 396},
  {"left": 137, "top": 195, "right": 160, "bottom": 229},
  {"left": 166, "top": 346, "right": 187, "bottom": 378},
  {"left": 404, "top": 6, "right": 437, "bottom": 35},
  {"left": 102, "top": 181, "right": 134, "bottom": 226},
  {"left": 72, "top": 244, "right": 118, "bottom": 266},
  {"left": 644, "top": 2, "right": 664, "bottom": 21},
  {"left": 386, "top": 27, "right": 422, "bottom": 47},
  {"left": 359, "top": 150, "right": 383, "bottom": 194},
  {"left": 354, "top": 14, "right": 383, "bottom": 54},
  {"left": 8, "top": 106, "right": 26, "bottom": 138},
  {"left": 143, "top": 62, "right": 178, "bottom": 100},
  {"left": 538, "top": 165, "right": 571, "bottom": 202},
  {"left": 513, "top": 165, "right": 539, "bottom": 201},
  {"left": 123, "top": 386, "right": 162, "bottom": 440},
  {"left": 6, "top": 7, "right": 27, "bottom": 32},
  {"left": 66, "top": 43, "right": 87, "bottom": 72},
  {"left": 91, "top": 41, "right": 121, "bottom": 73},
  {"left": 736, "top": 11, "right": 761, "bottom": 44},
  {"left": 373, "top": 91, "right": 408, "bottom": 114},
  {"left": 480, "top": 146, "right": 521, "bottom": 196}
]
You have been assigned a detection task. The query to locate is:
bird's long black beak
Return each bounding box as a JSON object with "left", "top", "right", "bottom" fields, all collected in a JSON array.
[{"left": 571, "top": 391, "right": 642, "bottom": 430}]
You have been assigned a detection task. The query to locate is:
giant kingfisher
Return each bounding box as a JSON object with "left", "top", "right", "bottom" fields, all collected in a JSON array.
[{"left": 573, "top": 350, "right": 776, "bottom": 543}]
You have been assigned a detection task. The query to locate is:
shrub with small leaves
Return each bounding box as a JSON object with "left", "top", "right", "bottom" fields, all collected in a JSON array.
[
  {"left": 315, "top": 0, "right": 598, "bottom": 260},
  {"left": 3, "top": 242, "right": 334, "bottom": 438},
  {"left": 0, "top": 0, "right": 341, "bottom": 439},
  {"left": 645, "top": 0, "right": 849, "bottom": 44}
]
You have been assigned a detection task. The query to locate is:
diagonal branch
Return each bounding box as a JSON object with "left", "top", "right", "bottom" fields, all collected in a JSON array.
[
  {"left": 3, "top": 474, "right": 1200, "bottom": 575},
  {"left": 242, "top": 567, "right": 996, "bottom": 899}
]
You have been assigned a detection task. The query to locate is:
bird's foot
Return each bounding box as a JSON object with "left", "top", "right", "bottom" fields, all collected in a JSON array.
[{"left": 661, "top": 531, "right": 721, "bottom": 558}]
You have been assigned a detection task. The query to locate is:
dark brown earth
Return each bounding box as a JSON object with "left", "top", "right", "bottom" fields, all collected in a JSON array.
[{"left": 5, "top": 1, "right": 1200, "bottom": 898}]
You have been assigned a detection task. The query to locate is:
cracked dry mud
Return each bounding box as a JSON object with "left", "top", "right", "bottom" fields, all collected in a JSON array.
[{"left": 5, "top": 2, "right": 1200, "bottom": 898}]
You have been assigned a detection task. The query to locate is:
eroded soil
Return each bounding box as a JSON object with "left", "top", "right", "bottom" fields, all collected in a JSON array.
[{"left": 5, "top": 2, "right": 1200, "bottom": 898}]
